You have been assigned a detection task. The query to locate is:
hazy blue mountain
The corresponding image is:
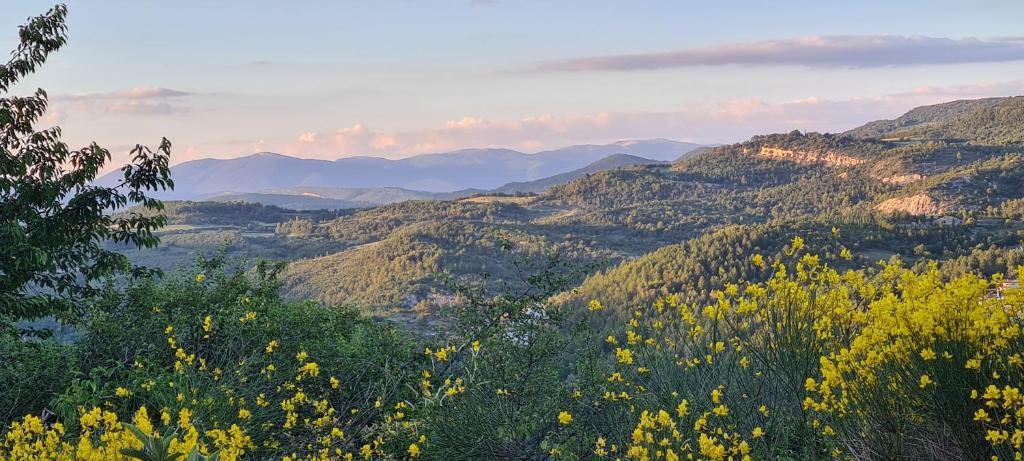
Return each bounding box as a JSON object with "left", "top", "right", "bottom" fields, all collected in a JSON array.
[
  {"left": 94, "top": 139, "right": 703, "bottom": 199},
  {"left": 202, "top": 153, "right": 670, "bottom": 208}
]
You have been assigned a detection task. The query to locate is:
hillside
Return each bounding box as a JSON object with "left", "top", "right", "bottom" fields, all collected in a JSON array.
[
  {"left": 201, "top": 192, "right": 378, "bottom": 210},
  {"left": 844, "top": 97, "right": 1007, "bottom": 139},
  {"left": 310, "top": 98, "right": 1022, "bottom": 313},
  {"left": 491, "top": 154, "right": 666, "bottom": 194},
  {"left": 109, "top": 97, "right": 1024, "bottom": 318}
]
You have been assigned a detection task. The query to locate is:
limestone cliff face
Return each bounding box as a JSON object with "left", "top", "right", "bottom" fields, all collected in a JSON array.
[
  {"left": 879, "top": 173, "right": 925, "bottom": 185},
  {"left": 875, "top": 193, "right": 945, "bottom": 216},
  {"left": 757, "top": 146, "right": 863, "bottom": 167}
]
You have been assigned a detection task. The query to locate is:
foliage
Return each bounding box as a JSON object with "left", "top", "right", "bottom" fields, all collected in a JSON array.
[
  {"left": 0, "top": 4, "right": 172, "bottom": 319},
  {"left": 0, "top": 330, "right": 73, "bottom": 423},
  {"left": 588, "top": 245, "right": 1024, "bottom": 461}
]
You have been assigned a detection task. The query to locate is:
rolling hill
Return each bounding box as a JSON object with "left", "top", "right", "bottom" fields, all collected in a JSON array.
[
  {"left": 282, "top": 97, "right": 1024, "bottom": 313},
  {"left": 111, "top": 97, "right": 1024, "bottom": 319}
]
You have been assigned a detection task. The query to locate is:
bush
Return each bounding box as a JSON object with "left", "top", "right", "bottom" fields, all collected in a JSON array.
[
  {"left": 0, "top": 332, "right": 73, "bottom": 424},
  {"left": 15, "top": 257, "right": 420, "bottom": 460}
]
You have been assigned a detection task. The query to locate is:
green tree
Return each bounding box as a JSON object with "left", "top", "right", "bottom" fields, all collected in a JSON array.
[{"left": 0, "top": 4, "right": 173, "bottom": 320}]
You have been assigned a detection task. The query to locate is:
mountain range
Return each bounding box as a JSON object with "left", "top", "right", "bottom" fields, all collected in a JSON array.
[{"left": 96, "top": 139, "right": 702, "bottom": 202}]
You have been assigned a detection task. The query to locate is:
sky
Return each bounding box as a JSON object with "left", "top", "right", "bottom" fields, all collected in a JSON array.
[{"left": 5, "top": 0, "right": 1024, "bottom": 168}]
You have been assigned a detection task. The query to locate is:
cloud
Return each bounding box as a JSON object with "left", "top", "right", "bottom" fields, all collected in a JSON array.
[
  {"left": 105, "top": 101, "right": 188, "bottom": 115},
  {"left": 55, "top": 86, "right": 193, "bottom": 101},
  {"left": 536, "top": 35, "right": 1024, "bottom": 72},
  {"left": 50, "top": 86, "right": 194, "bottom": 116}
]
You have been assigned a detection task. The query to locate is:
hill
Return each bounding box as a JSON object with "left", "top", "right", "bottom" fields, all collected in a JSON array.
[
  {"left": 109, "top": 97, "right": 1024, "bottom": 318},
  {"left": 844, "top": 97, "right": 1007, "bottom": 139},
  {"left": 491, "top": 154, "right": 666, "bottom": 194}
]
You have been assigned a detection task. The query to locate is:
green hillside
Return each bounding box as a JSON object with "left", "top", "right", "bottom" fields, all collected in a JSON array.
[{"left": 108, "top": 97, "right": 1024, "bottom": 318}]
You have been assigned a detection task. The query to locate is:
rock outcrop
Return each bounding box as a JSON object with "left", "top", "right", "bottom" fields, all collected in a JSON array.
[
  {"left": 875, "top": 193, "right": 944, "bottom": 216},
  {"left": 757, "top": 146, "right": 863, "bottom": 167},
  {"left": 879, "top": 173, "right": 925, "bottom": 185}
]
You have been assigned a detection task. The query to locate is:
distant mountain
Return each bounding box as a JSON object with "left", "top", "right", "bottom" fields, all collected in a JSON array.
[
  {"left": 201, "top": 154, "right": 668, "bottom": 208},
  {"left": 492, "top": 154, "right": 666, "bottom": 194},
  {"left": 94, "top": 139, "right": 703, "bottom": 200}
]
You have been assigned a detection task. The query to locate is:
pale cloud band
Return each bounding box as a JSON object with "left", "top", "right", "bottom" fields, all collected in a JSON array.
[
  {"left": 536, "top": 35, "right": 1024, "bottom": 71},
  {"left": 51, "top": 86, "right": 194, "bottom": 116}
]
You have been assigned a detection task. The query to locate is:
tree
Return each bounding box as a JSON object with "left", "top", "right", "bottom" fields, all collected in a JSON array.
[{"left": 0, "top": 4, "right": 173, "bottom": 320}]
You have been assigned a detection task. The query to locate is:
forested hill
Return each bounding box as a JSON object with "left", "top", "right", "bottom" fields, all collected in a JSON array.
[
  {"left": 843, "top": 97, "right": 1008, "bottom": 139},
  {"left": 845, "top": 96, "right": 1024, "bottom": 144},
  {"left": 116, "top": 96, "right": 1024, "bottom": 319}
]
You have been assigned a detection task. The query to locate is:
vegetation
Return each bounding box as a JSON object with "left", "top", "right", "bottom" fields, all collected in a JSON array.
[
  {"left": 0, "top": 5, "right": 172, "bottom": 320},
  {"left": 5, "top": 243, "right": 1024, "bottom": 460},
  {"left": 4, "top": 4, "right": 1024, "bottom": 460}
]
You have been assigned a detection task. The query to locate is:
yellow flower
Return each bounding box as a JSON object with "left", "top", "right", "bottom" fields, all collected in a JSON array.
[
  {"left": 790, "top": 236, "right": 805, "bottom": 253},
  {"left": 408, "top": 443, "right": 421, "bottom": 458},
  {"left": 615, "top": 348, "right": 634, "bottom": 365},
  {"left": 195, "top": 273, "right": 206, "bottom": 283},
  {"left": 919, "top": 348, "right": 937, "bottom": 361},
  {"left": 588, "top": 300, "right": 603, "bottom": 311},
  {"left": 752, "top": 426, "right": 765, "bottom": 438},
  {"left": 114, "top": 387, "right": 131, "bottom": 397},
  {"left": 558, "top": 411, "right": 573, "bottom": 425},
  {"left": 676, "top": 399, "right": 689, "bottom": 417},
  {"left": 330, "top": 376, "right": 340, "bottom": 389},
  {"left": 265, "top": 340, "right": 279, "bottom": 353},
  {"left": 472, "top": 340, "right": 481, "bottom": 353},
  {"left": 918, "top": 374, "right": 934, "bottom": 388},
  {"left": 237, "top": 408, "right": 251, "bottom": 420}
]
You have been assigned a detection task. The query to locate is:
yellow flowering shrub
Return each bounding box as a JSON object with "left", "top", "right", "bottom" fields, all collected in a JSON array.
[
  {"left": 4, "top": 245, "right": 1022, "bottom": 460},
  {"left": 2, "top": 406, "right": 253, "bottom": 460},
  {"left": 600, "top": 241, "right": 1024, "bottom": 460},
  {"left": 3, "top": 260, "right": 420, "bottom": 460},
  {"left": 807, "top": 263, "right": 1024, "bottom": 459}
]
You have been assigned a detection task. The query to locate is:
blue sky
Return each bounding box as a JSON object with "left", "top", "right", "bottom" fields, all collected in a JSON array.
[{"left": 5, "top": 1, "right": 1024, "bottom": 165}]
